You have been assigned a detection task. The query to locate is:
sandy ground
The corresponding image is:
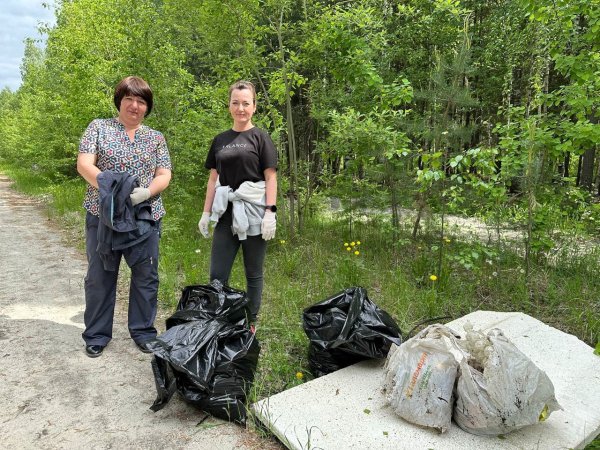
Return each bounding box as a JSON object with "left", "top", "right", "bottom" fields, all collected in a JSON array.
[{"left": 0, "top": 175, "right": 278, "bottom": 450}]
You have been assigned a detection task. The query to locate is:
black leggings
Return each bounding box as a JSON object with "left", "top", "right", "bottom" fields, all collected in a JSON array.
[{"left": 210, "top": 219, "right": 267, "bottom": 320}]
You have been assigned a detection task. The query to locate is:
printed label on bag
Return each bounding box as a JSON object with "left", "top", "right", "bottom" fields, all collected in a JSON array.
[{"left": 405, "top": 352, "right": 428, "bottom": 398}]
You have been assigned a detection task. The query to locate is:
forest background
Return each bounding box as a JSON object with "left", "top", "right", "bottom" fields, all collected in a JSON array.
[{"left": 0, "top": 0, "right": 599, "bottom": 411}]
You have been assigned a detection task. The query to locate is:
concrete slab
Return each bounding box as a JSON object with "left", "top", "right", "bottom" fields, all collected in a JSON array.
[{"left": 252, "top": 311, "right": 600, "bottom": 449}]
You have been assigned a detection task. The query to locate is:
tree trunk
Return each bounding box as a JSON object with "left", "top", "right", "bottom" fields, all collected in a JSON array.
[
  {"left": 412, "top": 193, "right": 425, "bottom": 239},
  {"left": 387, "top": 163, "right": 399, "bottom": 233},
  {"left": 275, "top": 7, "right": 298, "bottom": 238},
  {"left": 580, "top": 147, "right": 595, "bottom": 191}
]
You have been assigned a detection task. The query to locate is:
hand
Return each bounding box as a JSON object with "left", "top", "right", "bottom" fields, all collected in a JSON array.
[
  {"left": 130, "top": 187, "right": 151, "bottom": 206},
  {"left": 198, "top": 212, "right": 211, "bottom": 238},
  {"left": 261, "top": 210, "right": 276, "bottom": 241}
]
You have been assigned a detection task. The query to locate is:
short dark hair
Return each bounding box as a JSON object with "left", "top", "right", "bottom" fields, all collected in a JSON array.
[
  {"left": 113, "top": 76, "right": 153, "bottom": 116},
  {"left": 228, "top": 80, "right": 256, "bottom": 104}
]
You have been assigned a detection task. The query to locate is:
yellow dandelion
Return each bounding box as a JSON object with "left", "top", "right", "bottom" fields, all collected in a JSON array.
[
  {"left": 344, "top": 242, "right": 349, "bottom": 247},
  {"left": 346, "top": 247, "right": 351, "bottom": 251},
  {"left": 354, "top": 250, "right": 360, "bottom": 256},
  {"left": 429, "top": 274, "right": 438, "bottom": 281},
  {"left": 280, "top": 240, "right": 286, "bottom": 244},
  {"left": 296, "top": 372, "right": 304, "bottom": 380},
  {"left": 538, "top": 404, "right": 550, "bottom": 422},
  {"left": 444, "top": 238, "right": 451, "bottom": 243},
  {"left": 351, "top": 242, "right": 356, "bottom": 246},
  {"left": 356, "top": 241, "right": 361, "bottom": 245}
]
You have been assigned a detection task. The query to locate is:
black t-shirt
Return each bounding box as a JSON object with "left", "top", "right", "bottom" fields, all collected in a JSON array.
[{"left": 204, "top": 127, "right": 278, "bottom": 190}]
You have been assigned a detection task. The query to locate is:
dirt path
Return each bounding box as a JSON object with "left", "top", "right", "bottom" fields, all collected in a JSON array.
[{"left": 0, "top": 175, "right": 269, "bottom": 449}]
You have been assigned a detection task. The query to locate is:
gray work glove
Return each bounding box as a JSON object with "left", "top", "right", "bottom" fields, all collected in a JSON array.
[
  {"left": 130, "top": 187, "right": 151, "bottom": 206},
  {"left": 198, "top": 211, "right": 211, "bottom": 238},
  {"left": 261, "top": 210, "right": 276, "bottom": 241}
]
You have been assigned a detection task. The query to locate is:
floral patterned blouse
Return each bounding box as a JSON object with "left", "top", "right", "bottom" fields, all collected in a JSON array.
[{"left": 79, "top": 118, "right": 172, "bottom": 220}]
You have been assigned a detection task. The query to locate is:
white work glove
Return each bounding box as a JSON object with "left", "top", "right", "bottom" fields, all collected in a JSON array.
[
  {"left": 198, "top": 211, "right": 211, "bottom": 238},
  {"left": 261, "top": 210, "right": 277, "bottom": 241},
  {"left": 130, "top": 187, "right": 151, "bottom": 206}
]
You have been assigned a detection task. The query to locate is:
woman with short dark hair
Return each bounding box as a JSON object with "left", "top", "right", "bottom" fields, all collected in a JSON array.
[
  {"left": 77, "top": 75, "right": 172, "bottom": 358},
  {"left": 113, "top": 76, "right": 154, "bottom": 116}
]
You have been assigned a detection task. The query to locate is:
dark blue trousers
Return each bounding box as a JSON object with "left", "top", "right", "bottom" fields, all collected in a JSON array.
[{"left": 82, "top": 213, "right": 160, "bottom": 346}]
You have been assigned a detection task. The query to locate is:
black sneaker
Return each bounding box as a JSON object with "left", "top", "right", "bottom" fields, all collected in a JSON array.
[
  {"left": 85, "top": 345, "right": 104, "bottom": 358},
  {"left": 135, "top": 341, "right": 154, "bottom": 354}
]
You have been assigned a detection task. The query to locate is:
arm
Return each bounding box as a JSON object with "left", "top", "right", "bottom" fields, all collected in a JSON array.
[
  {"left": 261, "top": 167, "right": 278, "bottom": 240},
  {"left": 77, "top": 153, "right": 100, "bottom": 188},
  {"left": 202, "top": 169, "right": 219, "bottom": 213},
  {"left": 264, "top": 167, "right": 277, "bottom": 206},
  {"left": 130, "top": 167, "right": 171, "bottom": 205},
  {"left": 148, "top": 167, "right": 172, "bottom": 196},
  {"left": 198, "top": 169, "right": 219, "bottom": 237}
]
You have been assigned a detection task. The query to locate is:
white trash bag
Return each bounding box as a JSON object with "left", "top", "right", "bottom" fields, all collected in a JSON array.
[
  {"left": 453, "top": 323, "right": 562, "bottom": 436},
  {"left": 382, "top": 324, "right": 465, "bottom": 433}
]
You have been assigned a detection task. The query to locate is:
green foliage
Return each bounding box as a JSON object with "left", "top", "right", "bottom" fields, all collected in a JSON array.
[
  {"left": 1, "top": 0, "right": 599, "bottom": 243},
  {"left": 1, "top": 0, "right": 600, "bottom": 415},
  {"left": 3, "top": 166, "right": 599, "bottom": 410},
  {"left": 581, "top": 203, "right": 600, "bottom": 234}
]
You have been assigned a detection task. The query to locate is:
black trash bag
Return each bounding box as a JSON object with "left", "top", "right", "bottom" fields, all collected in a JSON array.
[
  {"left": 169, "top": 279, "right": 249, "bottom": 325},
  {"left": 149, "top": 317, "right": 260, "bottom": 424},
  {"left": 302, "top": 286, "right": 402, "bottom": 377}
]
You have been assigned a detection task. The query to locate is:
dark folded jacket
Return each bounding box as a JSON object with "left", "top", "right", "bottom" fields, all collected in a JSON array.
[{"left": 96, "top": 170, "right": 155, "bottom": 270}]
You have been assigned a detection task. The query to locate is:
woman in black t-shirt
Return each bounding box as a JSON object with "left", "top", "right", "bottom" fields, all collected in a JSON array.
[{"left": 198, "top": 80, "right": 278, "bottom": 322}]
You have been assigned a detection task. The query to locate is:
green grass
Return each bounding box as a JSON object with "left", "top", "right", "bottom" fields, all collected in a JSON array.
[
  {"left": 2, "top": 167, "right": 599, "bottom": 447},
  {"left": 253, "top": 213, "right": 598, "bottom": 384},
  {"left": 0, "top": 165, "right": 55, "bottom": 195}
]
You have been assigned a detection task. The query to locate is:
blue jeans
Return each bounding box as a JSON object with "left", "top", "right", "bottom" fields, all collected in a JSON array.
[
  {"left": 210, "top": 216, "right": 267, "bottom": 320},
  {"left": 82, "top": 213, "right": 160, "bottom": 346}
]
